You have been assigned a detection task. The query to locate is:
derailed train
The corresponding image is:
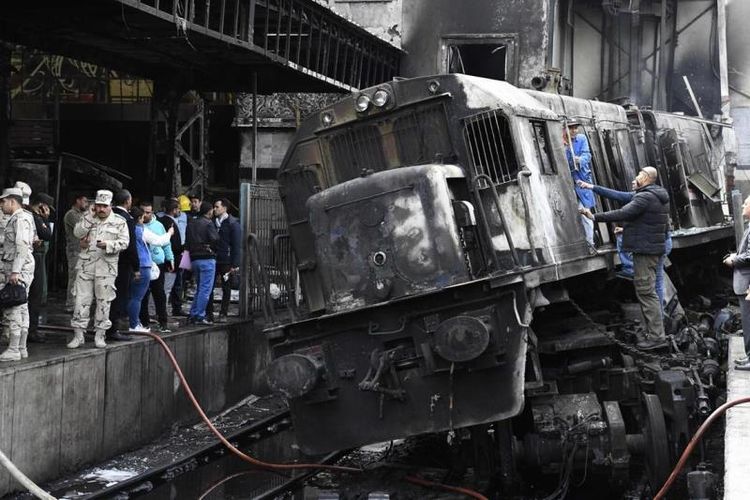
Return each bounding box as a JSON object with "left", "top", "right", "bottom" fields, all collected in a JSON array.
[{"left": 265, "top": 74, "right": 734, "bottom": 495}]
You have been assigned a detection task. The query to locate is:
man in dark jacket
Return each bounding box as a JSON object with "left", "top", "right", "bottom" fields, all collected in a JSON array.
[
  {"left": 158, "top": 199, "right": 186, "bottom": 316},
  {"left": 725, "top": 196, "right": 750, "bottom": 370},
  {"left": 208, "top": 198, "right": 241, "bottom": 322},
  {"left": 28, "top": 193, "right": 54, "bottom": 343},
  {"left": 581, "top": 167, "right": 670, "bottom": 350},
  {"left": 108, "top": 189, "right": 139, "bottom": 341},
  {"left": 185, "top": 201, "right": 219, "bottom": 325}
]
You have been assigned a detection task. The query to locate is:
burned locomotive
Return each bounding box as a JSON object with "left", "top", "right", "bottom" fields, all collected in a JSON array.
[{"left": 265, "top": 74, "right": 732, "bottom": 494}]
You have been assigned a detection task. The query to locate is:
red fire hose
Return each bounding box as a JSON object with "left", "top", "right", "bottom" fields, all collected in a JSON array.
[
  {"left": 133, "top": 331, "right": 488, "bottom": 499},
  {"left": 653, "top": 395, "right": 750, "bottom": 500}
]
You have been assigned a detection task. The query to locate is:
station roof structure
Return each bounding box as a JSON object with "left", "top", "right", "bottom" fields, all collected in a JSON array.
[{"left": 0, "top": 0, "right": 401, "bottom": 93}]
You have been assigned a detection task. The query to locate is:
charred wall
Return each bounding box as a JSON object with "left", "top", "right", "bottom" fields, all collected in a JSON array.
[{"left": 401, "top": 0, "right": 550, "bottom": 88}]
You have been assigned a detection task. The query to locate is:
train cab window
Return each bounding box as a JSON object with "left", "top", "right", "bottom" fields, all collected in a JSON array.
[
  {"left": 463, "top": 110, "right": 519, "bottom": 184},
  {"left": 530, "top": 121, "right": 555, "bottom": 174}
]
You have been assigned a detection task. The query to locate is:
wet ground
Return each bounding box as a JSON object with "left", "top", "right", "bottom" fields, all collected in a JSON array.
[{"left": 7, "top": 395, "right": 288, "bottom": 499}]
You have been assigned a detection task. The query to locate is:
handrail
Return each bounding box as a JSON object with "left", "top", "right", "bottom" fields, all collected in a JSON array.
[{"left": 472, "top": 173, "right": 521, "bottom": 268}]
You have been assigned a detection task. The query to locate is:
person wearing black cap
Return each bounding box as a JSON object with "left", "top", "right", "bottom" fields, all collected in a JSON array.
[{"left": 27, "top": 192, "right": 54, "bottom": 343}]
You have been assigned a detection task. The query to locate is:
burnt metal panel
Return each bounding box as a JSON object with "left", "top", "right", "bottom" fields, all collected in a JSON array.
[{"left": 306, "top": 164, "right": 471, "bottom": 313}]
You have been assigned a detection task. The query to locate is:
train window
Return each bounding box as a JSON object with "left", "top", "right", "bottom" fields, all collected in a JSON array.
[
  {"left": 463, "top": 109, "right": 519, "bottom": 185},
  {"left": 325, "top": 124, "right": 387, "bottom": 181},
  {"left": 530, "top": 121, "right": 555, "bottom": 175},
  {"left": 391, "top": 103, "right": 453, "bottom": 165}
]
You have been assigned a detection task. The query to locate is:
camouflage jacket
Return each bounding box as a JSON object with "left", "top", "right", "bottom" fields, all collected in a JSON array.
[
  {"left": 73, "top": 211, "right": 129, "bottom": 275},
  {"left": 2, "top": 208, "right": 36, "bottom": 283}
]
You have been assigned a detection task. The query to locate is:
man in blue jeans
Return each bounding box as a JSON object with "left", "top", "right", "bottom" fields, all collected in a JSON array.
[
  {"left": 577, "top": 177, "right": 673, "bottom": 316},
  {"left": 185, "top": 201, "right": 218, "bottom": 325}
]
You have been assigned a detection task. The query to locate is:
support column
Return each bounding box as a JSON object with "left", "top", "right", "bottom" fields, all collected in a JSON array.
[
  {"left": 717, "top": 0, "right": 738, "bottom": 203},
  {"left": 151, "top": 81, "right": 185, "bottom": 196},
  {"left": 628, "top": 0, "right": 642, "bottom": 104},
  {"left": 252, "top": 71, "right": 258, "bottom": 185},
  {"left": 657, "top": 0, "right": 668, "bottom": 110}
]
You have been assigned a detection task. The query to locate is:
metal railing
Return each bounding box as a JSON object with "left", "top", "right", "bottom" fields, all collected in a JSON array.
[
  {"left": 125, "top": 0, "right": 400, "bottom": 90},
  {"left": 239, "top": 182, "right": 296, "bottom": 318}
]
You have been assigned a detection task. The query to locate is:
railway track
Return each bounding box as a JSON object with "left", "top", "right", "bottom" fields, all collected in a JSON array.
[{"left": 51, "top": 408, "right": 346, "bottom": 500}]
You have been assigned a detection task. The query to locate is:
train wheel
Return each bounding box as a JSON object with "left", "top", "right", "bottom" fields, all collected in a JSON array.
[{"left": 642, "top": 393, "right": 671, "bottom": 491}]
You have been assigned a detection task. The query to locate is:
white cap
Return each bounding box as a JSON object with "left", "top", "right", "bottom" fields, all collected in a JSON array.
[
  {"left": 0, "top": 188, "right": 24, "bottom": 201},
  {"left": 94, "top": 190, "right": 113, "bottom": 206},
  {"left": 13, "top": 182, "right": 31, "bottom": 205}
]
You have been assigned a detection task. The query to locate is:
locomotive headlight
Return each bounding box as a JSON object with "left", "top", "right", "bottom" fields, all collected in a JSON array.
[
  {"left": 321, "top": 111, "right": 334, "bottom": 127},
  {"left": 355, "top": 94, "right": 371, "bottom": 113},
  {"left": 372, "top": 89, "right": 390, "bottom": 107}
]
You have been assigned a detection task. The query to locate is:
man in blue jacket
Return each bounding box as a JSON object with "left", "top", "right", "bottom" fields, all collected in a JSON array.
[
  {"left": 581, "top": 167, "right": 670, "bottom": 350},
  {"left": 208, "top": 198, "right": 241, "bottom": 323},
  {"left": 565, "top": 122, "right": 596, "bottom": 245}
]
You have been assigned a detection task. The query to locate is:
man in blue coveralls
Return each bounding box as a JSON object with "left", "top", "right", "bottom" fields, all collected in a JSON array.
[{"left": 564, "top": 122, "right": 595, "bottom": 245}]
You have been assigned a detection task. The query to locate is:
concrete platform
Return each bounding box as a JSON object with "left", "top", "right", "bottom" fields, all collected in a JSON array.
[
  {"left": 724, "top": 335, "right": 750, "bottom": 500},
  {"left": 0, "top": 319, "right": 272, "bottom": 496}
]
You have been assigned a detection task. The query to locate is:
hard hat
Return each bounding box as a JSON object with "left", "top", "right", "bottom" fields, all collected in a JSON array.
[{"left": 178, "top": 194, "right": 191, "bottom": 212}]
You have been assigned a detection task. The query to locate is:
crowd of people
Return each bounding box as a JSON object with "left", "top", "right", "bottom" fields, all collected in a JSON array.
[{"left": 0, "top": 183, "right": 242, "bottom": 361}]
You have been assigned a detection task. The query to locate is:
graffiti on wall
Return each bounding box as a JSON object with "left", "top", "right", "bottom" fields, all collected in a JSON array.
[{"left": 10, "top": 48, "right": 152, "bottom": 103}]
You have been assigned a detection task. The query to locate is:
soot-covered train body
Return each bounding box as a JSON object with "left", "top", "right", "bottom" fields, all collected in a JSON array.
[{"left": 265, "top": 74, "right": 732, "bottom": 488}]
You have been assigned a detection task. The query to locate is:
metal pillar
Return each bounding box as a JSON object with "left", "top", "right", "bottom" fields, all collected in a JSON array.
[
  {"left": 175, "top": 96, "right": 207, "bottom": 198},
  {"left": 628, "top": 0, "right": 642, "bottom": 104},
  {"left": 239, "top": 182, "right": 251, "bottom": 318},
  {"left": 716, "top": 0, "right": 738, "bottom": 202},
  {"left": 252, "top": 72, "right": 258, "bottom": 184},
  {"left": 657, "top": 0, "right": 668, "bottom": 110}
]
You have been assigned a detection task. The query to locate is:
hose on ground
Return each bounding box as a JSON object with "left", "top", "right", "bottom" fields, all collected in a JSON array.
[
  {"left": 0, "top": 448, "right": 56, "bottom": 500},
  {"left": 654, "top": 395, "right": 750, "bottom": 500},
  {"left": 405, "top": 475, "right": 489, "bottom": 500},
  {"left": 134, "top": 331, "right": 488, "bottom": 499},
  {"left": 131, "top": 331, "right": 359, "bottom": 473}
]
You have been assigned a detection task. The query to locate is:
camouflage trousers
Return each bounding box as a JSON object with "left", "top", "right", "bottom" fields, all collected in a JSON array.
[
  {"left": 65, "top": 247, "right": 79, "bottom": 309},
  {"left": 71, "top": 271, "right": 117, "bottom": 332},
  {"left": 3, "top": 280, "right": 30, "bottom": 337}
]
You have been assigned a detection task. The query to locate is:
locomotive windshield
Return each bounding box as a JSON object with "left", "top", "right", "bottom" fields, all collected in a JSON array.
[{"left": 319, "top": 100, "right": 454, "bottom": 182}]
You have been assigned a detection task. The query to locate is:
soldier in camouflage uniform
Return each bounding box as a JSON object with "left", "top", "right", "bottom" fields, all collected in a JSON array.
[
  {"left": 68, "top": 190, "right": 129, "bottom": 349},
  {"left": 0, "top": 188, "right": 36, "bottom": 361}
]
